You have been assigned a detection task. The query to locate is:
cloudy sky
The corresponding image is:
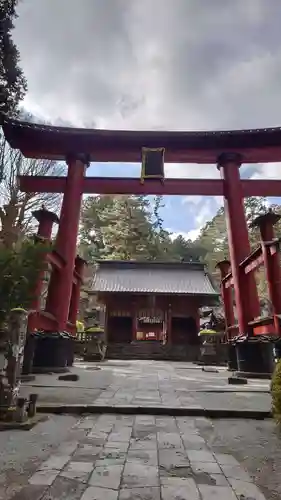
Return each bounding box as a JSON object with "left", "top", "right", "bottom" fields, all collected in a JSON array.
[{"left": 13, "top": 0, "right": 281, "bottom": 239}]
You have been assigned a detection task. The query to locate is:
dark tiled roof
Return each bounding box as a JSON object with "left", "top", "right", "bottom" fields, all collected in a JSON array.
[
  {"left": 3, "top": 116, "right": 281, "bottom": 140},
  {"left": 3, "top": 116, "right": 281, "bottom": 163},
  {"left": 91, "top": 261, "right": 218, "bottom": 296}
]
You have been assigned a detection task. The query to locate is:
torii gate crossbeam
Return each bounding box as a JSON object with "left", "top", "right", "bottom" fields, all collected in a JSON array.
[{"left": 18, "top": 175, "right": 281, "bottom": 197}]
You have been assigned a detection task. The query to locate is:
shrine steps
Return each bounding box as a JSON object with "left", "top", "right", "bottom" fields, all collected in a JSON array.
[{"left": 106, "top": 341, "right": 200, "bottom": 361}]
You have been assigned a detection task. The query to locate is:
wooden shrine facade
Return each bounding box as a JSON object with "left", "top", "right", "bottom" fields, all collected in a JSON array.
[{"left": 90, "top": 261, "right": 218, "bottom": 345}]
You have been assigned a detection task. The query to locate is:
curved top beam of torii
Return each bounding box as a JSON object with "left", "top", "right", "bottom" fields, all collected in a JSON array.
[
  {"left": 3, "top": 116, "right": 281, "bottom": 198},
  {"left": 2, "top": 116, "right": 281, "bottom": 163}
]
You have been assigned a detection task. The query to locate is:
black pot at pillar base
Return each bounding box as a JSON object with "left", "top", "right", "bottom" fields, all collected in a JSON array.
[
  {"left": 32, "top": 332, "right": 70, "bottom": 373},
  {"left": 235, "top": 339, "right": 275, "bottom": 378},
  {"left": 66, "top": 337, "right": 75, "bottom": 367},
  {"left": 22, "top": 334, "right": 37, "bottom": 375},
  {"left": 227, "top": 343, "right": 238, "bottom": 371}
]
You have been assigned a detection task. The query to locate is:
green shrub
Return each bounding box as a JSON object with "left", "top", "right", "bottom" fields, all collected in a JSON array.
[
  {"left": 0, "top": 239, "right": 49, "bottom": 329},
  {"left": 271, "top": 360, "right": 281, "bottom": 425}
]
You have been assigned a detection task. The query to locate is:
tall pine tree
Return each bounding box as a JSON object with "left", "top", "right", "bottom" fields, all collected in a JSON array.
[
  {"left": 79, "top": 195, "right": 171, "bottom": 262},
  {"left": 0, "top": 0, "right": 27, "bottom": 116}
]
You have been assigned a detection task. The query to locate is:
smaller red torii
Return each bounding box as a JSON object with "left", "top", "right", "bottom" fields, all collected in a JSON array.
[
  {"left": 28, "top": 206, "right": 86, "bottom": 336},
  {"left": 217, "top": 210, "right": 281, "bottom": 339}
]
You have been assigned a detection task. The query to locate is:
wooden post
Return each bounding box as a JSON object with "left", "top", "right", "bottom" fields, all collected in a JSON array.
[
  {"left": 45, "top": 154, "right": 88, "bottom": 331},
  {"left": 132, "top": 300, "right": 138, "bottom": 341},
  {"left": 216, "top": 260, "right": 235, "bottom": 339},
  {"left": 252, "top": 212, "right": 281, "bottom": 334},
  {"left": 167, "top": 303, "right": 172, "bottom": 344},
  {"left": 28, "top": 209, "right": 59, "bottom": 333},
  {"left": 217, "top": 153, "right": 260, "bottom": 335},
  {"left": 68, "top": 256, "right": 87, "bottom": 326}
]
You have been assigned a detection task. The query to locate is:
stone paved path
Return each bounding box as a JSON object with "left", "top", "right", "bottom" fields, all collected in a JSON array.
[
  {"left": 14, "top": 414, "right": 268, "bottom": 500},
  {"left": 90, "top": 361, "right": 270, "bottom": 411},
  {"left": 20, "top": 360, "right": 271, "bottom": 412}
]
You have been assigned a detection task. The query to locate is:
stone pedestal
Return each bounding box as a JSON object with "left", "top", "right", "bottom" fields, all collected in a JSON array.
[
  {"left": 0, "top": 309, "right": 28, "bottom": 414},
  {"left": 227, "top": 343, "right": 238, "bottom": 371},
  {"left": 66, "top": 337, "right": 75, "bottom": 367},
  {"left": 32, "top": 333, "right": 69, "bottom": 373},
  {"left": 236, "top": 340, "right": 275, "bottom": 376}
]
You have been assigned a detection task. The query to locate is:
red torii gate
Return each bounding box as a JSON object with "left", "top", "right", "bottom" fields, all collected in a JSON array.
[{"left": 3, "top": 117, "right": 281, "bottom": 363}]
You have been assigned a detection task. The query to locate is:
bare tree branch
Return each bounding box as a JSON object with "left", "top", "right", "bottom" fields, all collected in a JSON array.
[{"left": 0, "top": 131, "right": 65, "bottom": 245}]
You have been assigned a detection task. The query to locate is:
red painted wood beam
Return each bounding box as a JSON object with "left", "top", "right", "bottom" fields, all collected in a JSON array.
[
  {"left": 46, "top": 250, "right": 65, "bottom": 269},
  {"left": 18, "top": 176, "right": 224, "bottom": 196},
  {"left": 20, "top": 146, "right": 281, "bottom": 164},
  {"left": 224, "top": 274, "right": 233, "bottom": 289},
  {"left": 267, "top": 238, "right": 281, "bottom": 256},
  {"left": 224, "top": 247, "right": 264, "bottom": 288},
  {"left": 17, "top": 175, "right": 281, "bottom": 197},
  {"left": 239, "top": 246, "right": 264, "bottom": 274},
  {"left": 242, "top": 179, "right": 281, "bottom": 197},
  {"left": 253, "top": 322, "right": 276, "bottom": 336}
]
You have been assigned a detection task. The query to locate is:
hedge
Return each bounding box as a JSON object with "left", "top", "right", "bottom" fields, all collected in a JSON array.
[{"left": 271, "top": 360, "right": 281, "bottom": 425}]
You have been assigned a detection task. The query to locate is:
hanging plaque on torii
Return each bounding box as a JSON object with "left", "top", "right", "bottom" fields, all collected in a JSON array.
[{"left": 140, "top": 147, "right": 165, "bottom": 184}]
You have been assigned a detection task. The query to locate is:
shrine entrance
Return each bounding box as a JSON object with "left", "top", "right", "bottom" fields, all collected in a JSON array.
[
  {"left": 136, "top": 312, "right": 164, "bottom": 342},
  {"left": 107, "top": 315, "right": 132, "bottom": 344},
  {"left": 171, "top": 317, "right": 198, "bottom": 345},
  {"left": 2, "top": 116, "right": 281, "bottom": 370}
]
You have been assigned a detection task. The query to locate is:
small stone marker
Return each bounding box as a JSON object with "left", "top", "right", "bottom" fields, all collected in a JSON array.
[
  {"left": 228, "top": 376, "right": 248, "bottom": 385},
  {"left": 58, "top": 373, "right": 79, "bottom": 381}
]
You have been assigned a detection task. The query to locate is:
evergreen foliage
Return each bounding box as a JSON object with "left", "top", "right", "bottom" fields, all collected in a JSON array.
[
  {"left": 0, "top": 239, "right": 49, "bottom": 327},
  {"left": 0, "top": 0, "right": 27, "bottom": 116},
  {"left": 79, "top": 194, "right": 281, "bottom": 308},
  {"left": 271, "top": 360, "right": 281, "bottom": 425}
]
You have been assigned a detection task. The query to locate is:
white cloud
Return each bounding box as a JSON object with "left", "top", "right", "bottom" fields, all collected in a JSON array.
[
  {"left": 250, "top": 162, "right": 281, "bottom": 180},
  {"left": 181, "top": 195, "right": 222, "bottom": 206},
  {"left": 186, "top": 228, "right": 201, "bottom": 241},
  {"left": 169, "top": 230, "right": 193, "bottom": 241},
  {"left": 13, "top": 0, "right": 281, "bottom": 132},
  {"left": 165, "top": 163, "right": 220, "bottom": 179},
  {"left": 169, "top": 228, "right": 201, "bottom": 242}
]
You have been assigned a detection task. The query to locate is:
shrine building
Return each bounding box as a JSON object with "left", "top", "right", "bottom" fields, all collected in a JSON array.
[{"left": 90, "top": 260, "right": 218, "bottom": 354}]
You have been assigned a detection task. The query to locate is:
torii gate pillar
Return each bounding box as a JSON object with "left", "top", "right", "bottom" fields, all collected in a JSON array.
[
  {"left": 215, "top": 260, "right": 235, "bottom": 339},
  {"left": 45, "top": 154, "right": 89, "bottom": 331},
  {"left": 217, "top": 153, "right": 260, "bottom": 335},
  {"left": 252, "top": 211, "right": 281, "bottom": 334}
]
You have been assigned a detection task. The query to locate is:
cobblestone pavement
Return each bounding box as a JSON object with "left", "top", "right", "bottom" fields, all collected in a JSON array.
[
  {"left": 11, "top": 414, "right": 269, "bottom": 500},
  {"left": 90, "top": 360, "right": 270, "bottom": 411},
  {"left": 20, "top": 360, "right": 271, "bottom": 411}
]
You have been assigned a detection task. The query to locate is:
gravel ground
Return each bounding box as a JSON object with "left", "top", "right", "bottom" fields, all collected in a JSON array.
[{"left": 199, "top": 417, "right": 281, "bottom": 500}]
